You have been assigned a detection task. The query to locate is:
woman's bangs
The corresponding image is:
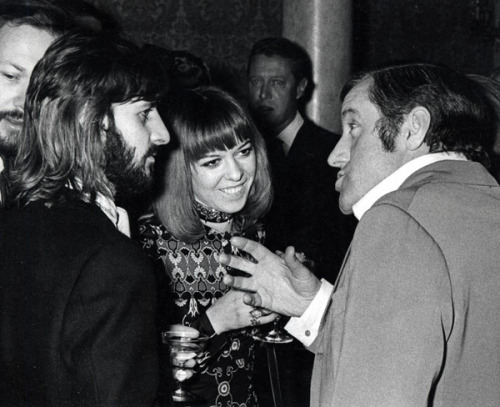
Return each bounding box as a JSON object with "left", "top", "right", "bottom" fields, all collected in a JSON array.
[{"left": 185, "top": 120, "right": 248, "bottom": 161}]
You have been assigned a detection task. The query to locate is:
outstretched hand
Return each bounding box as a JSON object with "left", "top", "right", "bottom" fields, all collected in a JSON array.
[{"left": 219, "top": 237, "right": 321, "bottom": 317}]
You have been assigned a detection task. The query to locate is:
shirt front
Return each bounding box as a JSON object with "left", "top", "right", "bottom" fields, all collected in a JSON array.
[
  {"left": 276, "top": 111, "right": 304, "bottom": 156},
  {"left": 285, "top": 152, "right": 468, "bottom": 345}
]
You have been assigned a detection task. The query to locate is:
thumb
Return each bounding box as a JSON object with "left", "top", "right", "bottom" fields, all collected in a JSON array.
[{"left": 284, "top": 246, "right": 310, "bottom": 279}]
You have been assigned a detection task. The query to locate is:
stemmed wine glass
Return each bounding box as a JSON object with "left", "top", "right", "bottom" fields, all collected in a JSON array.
[
  {"left": 252, "top": 250, "right": 314, "bottom": 344},
  {"left": 162, "top": 327, "right": 209, "bottom": 403},
  {"left": 253, "top": 313, "right": 293, "bottom": 344}
]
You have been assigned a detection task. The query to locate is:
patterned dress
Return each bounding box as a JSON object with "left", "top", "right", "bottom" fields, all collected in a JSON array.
[{"left": 139, "top": 215, "right": 264, "bottom": 407}]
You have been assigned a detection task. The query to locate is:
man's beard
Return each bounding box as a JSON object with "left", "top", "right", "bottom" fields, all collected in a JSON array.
[
  {"left": 0, "top": 109, "right": 24, "bottom": 158},
  {"left": 104, "top": 130, "right": 156, "bottom": 197}
]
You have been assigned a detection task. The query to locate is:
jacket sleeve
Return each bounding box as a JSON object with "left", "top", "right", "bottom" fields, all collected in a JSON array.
[
  {"left": 62, "top": 238, "right": 159, "bottom": 406},
  {"left": 313, "top": 204, "right": 454, "bottom": 407}
]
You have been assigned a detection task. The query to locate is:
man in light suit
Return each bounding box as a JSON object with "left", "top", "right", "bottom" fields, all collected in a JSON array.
[
  {"left": 0, "top": 32, "right": 170, "bottom": 405},
  {"left": 220, "top": 63, "right": 500, "bottom": 406}
]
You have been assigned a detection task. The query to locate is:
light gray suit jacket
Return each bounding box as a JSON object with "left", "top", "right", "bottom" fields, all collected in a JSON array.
[{"left": 310, "top": 160, "right": 500, "bottom": 407}]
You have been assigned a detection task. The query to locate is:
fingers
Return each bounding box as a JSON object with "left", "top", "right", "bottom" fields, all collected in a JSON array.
[
  {"left": 243, "top": 292, "right": 262, "bottom": 307},
  {"left": 284, "top": 246, "right": 310, "bottom": 278},
  {"left": 248, "top": 307, "right": 277, "bottom": 327},
  {"left": 229, "top": 236, "right": 273, "bottom": 262},
  {"left": 275, "top": 250, "right": 285, "bottom": 259},
  {"left": 219, "top": 253, "right": 256, "bottom": 277},
  {"left": 260, "top": 312, "right": 278, "bottom": 325},
  {"left": 223, "top": 274, "right": 257, "bottom": 292}
]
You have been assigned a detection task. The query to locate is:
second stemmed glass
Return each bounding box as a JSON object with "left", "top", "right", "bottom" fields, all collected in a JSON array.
[{"left": 252, "top": 313, "right": 293, "bottom": 344}]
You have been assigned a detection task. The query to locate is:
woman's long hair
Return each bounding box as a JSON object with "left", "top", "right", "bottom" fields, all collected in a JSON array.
[
  {"left": 5, "top": 31, "right": 166, "bottom": 207},
  {"left": 154, "top": 86, "right": 273, "bottom": 243}
]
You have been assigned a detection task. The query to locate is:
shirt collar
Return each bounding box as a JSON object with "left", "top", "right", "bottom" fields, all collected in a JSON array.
[
  {"left": 352, "top": 152, "right": 468, "bottom": 220},
  {"left": 95, "top": 192, "right": 131, "bottom": 237},
  {"left": 69, "top": 178, "right": 131, "bottom": 237},
  {"left": 276, "top": 112, "right": 303, "bottom": 155}
]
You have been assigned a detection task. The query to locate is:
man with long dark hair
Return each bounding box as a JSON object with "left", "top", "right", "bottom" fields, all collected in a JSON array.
[
  {"left": 222, "top": 63, "right": 500, "bottom": 406},
  {"left": 0, "top": 31, "right": 170, "bottom": 405},
  {"left": 0, "top": 0, "right": 114, "bottom": 202}
]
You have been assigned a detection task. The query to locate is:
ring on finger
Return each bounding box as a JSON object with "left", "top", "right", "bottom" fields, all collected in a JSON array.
[{"left": 250, "top": 308, "right": 263, "bottom": 319}]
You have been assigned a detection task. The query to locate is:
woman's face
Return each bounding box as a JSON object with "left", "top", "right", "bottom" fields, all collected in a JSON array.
[{"left": 191, "top": 138, "right": 256, "bottom": 214}]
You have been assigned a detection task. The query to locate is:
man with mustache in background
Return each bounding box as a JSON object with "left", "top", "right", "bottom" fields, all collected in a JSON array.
[{"left": 0, "top": 0, "right": 113, "bottom": 202}]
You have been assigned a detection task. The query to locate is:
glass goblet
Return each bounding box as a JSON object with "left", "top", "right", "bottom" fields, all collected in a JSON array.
[{"left": 162, "top": 331, "right": 209, "bottom": 403}]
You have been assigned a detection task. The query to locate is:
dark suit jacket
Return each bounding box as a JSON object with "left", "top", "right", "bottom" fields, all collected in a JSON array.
[
  {"left": 310, "top": 160, "right": 500, "bottom": 407},
  {"left": 0, "top": 199, "right": 159, "bottom": 406},
  {"left": 264, "top": 119, "right": 355, "bottom": 281}
]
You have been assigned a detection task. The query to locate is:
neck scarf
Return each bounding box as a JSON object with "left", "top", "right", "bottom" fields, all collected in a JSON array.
[{"left": 194, "top": 199, "right": 234, "bottom": 223}]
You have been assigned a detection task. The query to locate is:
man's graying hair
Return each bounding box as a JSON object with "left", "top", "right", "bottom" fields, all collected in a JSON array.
[{"left": 341, "top": 63, "right": 493, "bottom": 166}]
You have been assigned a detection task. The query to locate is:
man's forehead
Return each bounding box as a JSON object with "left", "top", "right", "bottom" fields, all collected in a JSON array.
[
  {"left": 250, "top": 54, "right": 292, "bottom": 74},
  {"left": 341, "top": 80, "right": 374, "bottom": 115},
  {"left": 0, "top": 24, "right": 55, "bottom": 66}
]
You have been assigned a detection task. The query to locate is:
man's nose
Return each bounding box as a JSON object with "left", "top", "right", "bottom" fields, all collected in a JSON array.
[
  {"left": 327, "top": 135, "right": 350, "bottom": 168},
  {"left": 151, "top": 125, "right": 170, "bottom": 146},
  {"left": 150, "top": 117, "right": 170, "bottom": 146},
  {"left": 259, "top": 82, "right": 272, "bottom": 100}
]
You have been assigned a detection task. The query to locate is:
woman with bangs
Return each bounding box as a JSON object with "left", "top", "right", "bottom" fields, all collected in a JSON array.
[{"left": 139, "top": 86, "right": 275, "bottom": 406}]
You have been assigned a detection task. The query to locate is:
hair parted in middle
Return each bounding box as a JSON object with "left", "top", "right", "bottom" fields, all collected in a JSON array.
[
  {"left": 153, "top": 86, "right": 273, "bottom": 243},
  {"left": 6, "top": 31, "right": 167, "bottom": 207}
]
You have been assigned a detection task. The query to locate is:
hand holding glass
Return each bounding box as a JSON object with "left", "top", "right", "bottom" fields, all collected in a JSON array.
[{"left": 162, "top": 325, "right": 209, "bottom": 403}]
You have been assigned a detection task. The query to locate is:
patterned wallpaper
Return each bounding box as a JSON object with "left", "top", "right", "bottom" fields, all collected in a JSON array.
[
  {"left": 88, "top": 0, "right": 494, "bottom": 96},
  {"left": 89, "top": 0, "right": 282, "bottom": 99}
]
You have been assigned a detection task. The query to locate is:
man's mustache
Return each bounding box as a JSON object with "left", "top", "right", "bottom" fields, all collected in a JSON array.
[{"left": 0, "top": 109, "right": 23, "bottom": 122}]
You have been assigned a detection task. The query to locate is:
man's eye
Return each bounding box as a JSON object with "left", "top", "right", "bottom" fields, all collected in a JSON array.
[
  {"left": 141, "top": 108, "right": 153, "bottom": 121},
  {"left": 249, "top": 79, "right": 262, "bottom": 87},
  {"left": 271, "top": 79, "right": 285, "bottom": 87},
  {"left": 2, "top": 72, "right": 17, "bottom": 81}
]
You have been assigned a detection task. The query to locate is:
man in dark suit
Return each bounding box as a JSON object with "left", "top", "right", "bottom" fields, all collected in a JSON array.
[
  {"left": 246, "top": 37, "right": 355, "bottom": 407},
  {"left": 0, "top": 32, "right": 170, "bottom": 405},
  {"left": 247, "top": 37, "right": 354, "bottom": 282}
]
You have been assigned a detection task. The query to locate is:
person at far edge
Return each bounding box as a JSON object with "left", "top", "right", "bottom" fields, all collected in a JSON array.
[
  {"left": 139, "top": 86, "right": 275, "bottom": 406},
  {"left": 220, "top": 62, "right": 500, "bottom": 407},
  {"left": 0, "top": 0, "right": 114, "bottom": 204}
]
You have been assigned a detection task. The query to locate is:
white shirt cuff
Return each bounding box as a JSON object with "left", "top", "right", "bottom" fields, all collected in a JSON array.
[{"left": 285, "top": 278, "right": 334, "bottom": 347}]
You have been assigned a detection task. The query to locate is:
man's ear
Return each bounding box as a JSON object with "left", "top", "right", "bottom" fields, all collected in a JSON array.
[
  {"left": 403, "top": 106, "right": 431, "bottom": 151},
  {"left": 101, "top": 115, "right": 109, "bottom": 132},
  {"left": 296, "top": 78, "right": 308, "bottom": 99}
]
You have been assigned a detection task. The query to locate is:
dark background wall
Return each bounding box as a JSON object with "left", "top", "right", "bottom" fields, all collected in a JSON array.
[
  {"left": 352, "top": 0, "right": 496, "bottom": 75},
  {"left": 89, "top": 0, "right": 497, "bottom": 95},
  {"left": 89, "top": 0, "right": 282, "bottom": 99}
]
